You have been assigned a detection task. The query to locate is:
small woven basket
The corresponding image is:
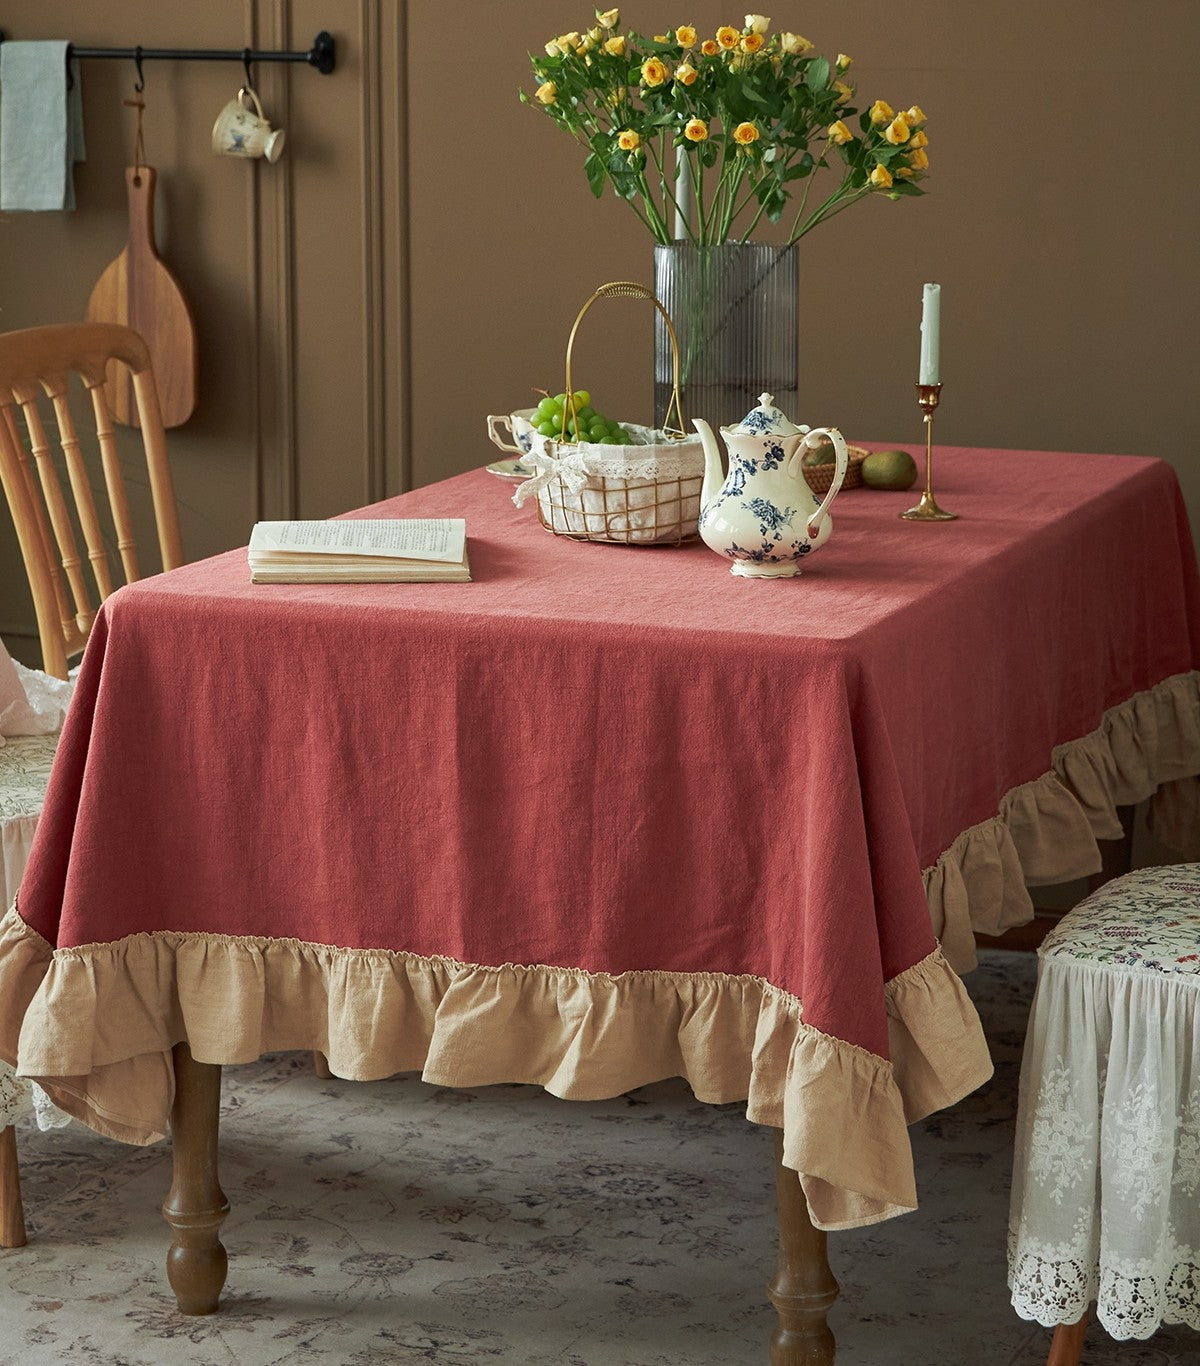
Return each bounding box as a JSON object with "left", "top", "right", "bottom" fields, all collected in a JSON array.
[
  {"left": 521, "top": 283, "right": 703, "bottom": 546},
  {"left": 802, "top": 444, "right": 868, "bottom": 494}
]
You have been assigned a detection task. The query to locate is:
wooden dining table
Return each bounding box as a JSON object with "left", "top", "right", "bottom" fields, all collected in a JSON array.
[{"left": 2, "top": 443, "right": 1198, "bottom": 1363}]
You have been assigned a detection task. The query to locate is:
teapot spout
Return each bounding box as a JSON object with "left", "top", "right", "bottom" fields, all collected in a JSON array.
[{"left": 693, "top": 418, "right": 724, "bottom": 508}]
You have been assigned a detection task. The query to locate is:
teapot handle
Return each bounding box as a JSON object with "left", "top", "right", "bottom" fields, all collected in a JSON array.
[{"left": 802, "top": 427, "right": 849, "bottom": 537}]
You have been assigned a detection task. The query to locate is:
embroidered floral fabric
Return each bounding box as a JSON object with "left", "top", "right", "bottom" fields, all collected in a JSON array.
[{"left": 1009, "top": 865, "right": 1200, "bottom": 1339}]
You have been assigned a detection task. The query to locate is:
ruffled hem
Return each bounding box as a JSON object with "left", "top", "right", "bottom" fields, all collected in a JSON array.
[
  {"left": 924, "top": 671, "right": 1200, "bottom": 972},
  {"left": 0, "top": 905, "right": 991, "bottom": 1231}
]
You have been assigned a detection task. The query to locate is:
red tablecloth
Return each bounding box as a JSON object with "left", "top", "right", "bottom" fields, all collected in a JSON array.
[{"left": 2, "top": 446, "right": 1198, "bottom": 1229}]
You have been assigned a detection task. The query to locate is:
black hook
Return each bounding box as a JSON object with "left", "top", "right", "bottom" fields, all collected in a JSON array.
[
  {"left": 133, "top": 45, "right": 145, "bottom": 93},
  {"left": 242, "top": 48, "right": 254, "bottom": 89}
]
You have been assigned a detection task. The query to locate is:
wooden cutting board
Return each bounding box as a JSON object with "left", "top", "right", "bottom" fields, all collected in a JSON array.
[{"left": 85, "top": 165, "right": 197, "bottom": 428}]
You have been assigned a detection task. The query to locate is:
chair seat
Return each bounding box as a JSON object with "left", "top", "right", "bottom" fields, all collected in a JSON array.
[
  {"left": 1039, "top": 865, "right": 1200, "bottom": 976},
  {"left": 1, "top": 731, "right": 58, "bottom": 912},
  {"left": 1009, "top": 865, "right": 1200, "bottom": 1345},
  {"left": 0, "top": 731, "right": 59, "bottom": 821}
]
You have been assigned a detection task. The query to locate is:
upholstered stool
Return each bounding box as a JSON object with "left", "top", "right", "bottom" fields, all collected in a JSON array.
[{"left": 1008, "top": 865, "right": 1200, "bottom": 1365}]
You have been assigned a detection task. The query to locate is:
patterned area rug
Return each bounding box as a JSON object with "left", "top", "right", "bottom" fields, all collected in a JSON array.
[{"left": 2, "top": 950, "right": 1197, "bottom": 1365}]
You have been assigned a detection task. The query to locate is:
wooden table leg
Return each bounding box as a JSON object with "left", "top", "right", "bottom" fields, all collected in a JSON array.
[
  {"left": 1, "top": 1123, "right": 27, "bottom": 1248},
  {"left": 161, "top": 1042, "right": 229, "bottom": 1315},
  {"left": 1046, "top": 1312, "right": 1088, "bottom": 1366},
  {"left": 767, "top": 1129, "right": 839, "bottom": 1365}
]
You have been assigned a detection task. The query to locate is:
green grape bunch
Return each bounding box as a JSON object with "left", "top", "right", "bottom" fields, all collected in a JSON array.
[{"left": 532, "top": 390, "right": 632, "bottom": 445}]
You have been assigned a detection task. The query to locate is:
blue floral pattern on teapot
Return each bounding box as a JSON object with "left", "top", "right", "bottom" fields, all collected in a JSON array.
[{"left": 693, "top": 393, "right": 849, "bottom": 579}]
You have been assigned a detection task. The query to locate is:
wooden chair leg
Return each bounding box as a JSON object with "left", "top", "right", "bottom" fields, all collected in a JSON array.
[
  {"left": 1, "top": 1123, "right": 27, "bottom": 1248},
  {"left": 312, "top": 1050, "right": 333, "bottom": 1079},
  {"left": 767, "top": 1129, "right": 838, "bottom": 1365},
  {"left": 1046, "top": 1311, "right": 1088, "bottom": 1366},
  {"left": 162, "top": 1042, "right": 229, "bottom": 1314}
]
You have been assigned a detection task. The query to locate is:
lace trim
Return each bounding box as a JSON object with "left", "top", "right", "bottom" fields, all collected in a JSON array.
[{"left": 1010, "top": 1239, "right": 1200, "bottom": 1339}]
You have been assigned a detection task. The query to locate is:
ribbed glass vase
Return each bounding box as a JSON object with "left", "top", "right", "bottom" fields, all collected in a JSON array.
[{"left": 653, "top": 242, "right": 799, "bottom": 438}]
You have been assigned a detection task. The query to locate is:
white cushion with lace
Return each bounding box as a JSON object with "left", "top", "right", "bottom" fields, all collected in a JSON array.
[{"left": 1008, "top": 865, "right": 1200, "bottom": 1341}]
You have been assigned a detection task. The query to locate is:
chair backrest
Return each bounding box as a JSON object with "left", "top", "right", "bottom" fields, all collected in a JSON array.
[{"left": 0, "top": 323, "right": 183, "bottom": 680}]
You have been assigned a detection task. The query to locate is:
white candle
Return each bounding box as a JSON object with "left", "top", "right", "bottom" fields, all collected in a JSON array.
[
  {"left": 674, "top": 146, "right": 690, "bottom": 240},
  {"left": 919, "top": 282, "right": 941, "bottom": 385}
]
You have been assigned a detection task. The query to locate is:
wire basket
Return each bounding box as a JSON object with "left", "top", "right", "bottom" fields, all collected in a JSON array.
[
  {"left": 803, "top": 445, "right": 869, "bottom": 494},
  {"left": 515, "top": 283, "right": 704, "bottom": 546}
]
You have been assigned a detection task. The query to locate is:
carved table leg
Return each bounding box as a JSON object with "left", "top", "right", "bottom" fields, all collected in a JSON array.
[
  {"left": 1, "top": 1123, "right": 27, "bottom": 1247},
  {"left": 767, "top": 1129, "right": 839, "bottom": 1365},
  {"left": 162, "top": 1042, "right": 229, "bottom": 1314},
  {"left": 1046, "top": 1312, "right": 1088, "bottom": 1366}
]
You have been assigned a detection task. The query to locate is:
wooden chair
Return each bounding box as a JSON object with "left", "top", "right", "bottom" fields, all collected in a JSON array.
[
  {"left": 1008, "top": 864, "right": 1200, "bottom": 1365},
  {"left": 0, "top": 321, "right": 182, "bottom": 680},
  {"left": 0, "top": 321, "right": 183, "bottom": 1248}
]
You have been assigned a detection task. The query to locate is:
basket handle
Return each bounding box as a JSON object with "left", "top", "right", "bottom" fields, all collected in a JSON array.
[{"left": 562, "top": 281, "right": 686, "bottom": 440}]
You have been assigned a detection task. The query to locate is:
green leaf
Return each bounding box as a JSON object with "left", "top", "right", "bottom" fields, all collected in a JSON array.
[
  {"left": 887, "top": 180, "right": 925, "bottom": 196},
  {"left": 807, "top": 56, "right": 831, "bottom": 92},
  {"left": 584, "top": 151, "right": 607, "bottom": 198}
]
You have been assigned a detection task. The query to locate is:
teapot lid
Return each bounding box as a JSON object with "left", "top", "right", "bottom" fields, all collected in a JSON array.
[{"left": 727, "top": 392, "right": 807, "bottom": 438}]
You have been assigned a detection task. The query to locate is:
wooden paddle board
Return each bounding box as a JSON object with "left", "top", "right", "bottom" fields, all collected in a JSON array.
[{"left": 85, "top": 165, "right": 197, "bottom": 428}]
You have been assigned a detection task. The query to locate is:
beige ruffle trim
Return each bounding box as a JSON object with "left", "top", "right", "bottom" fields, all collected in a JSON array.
[
  {"left": 0, "top": 905, "right": 991, "bottom": 1231},
  {"left": 925, "top": 671, "right": 1200, "bottom": 972}
]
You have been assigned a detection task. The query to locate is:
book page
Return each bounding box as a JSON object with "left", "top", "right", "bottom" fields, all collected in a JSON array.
[{"left": 249, "top": 519, "right": 465, "bottom": 563}]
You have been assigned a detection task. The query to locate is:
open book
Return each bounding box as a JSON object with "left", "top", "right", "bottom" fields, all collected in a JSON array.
[{"left": 248, "top": 519, "right": 470, "bottom": 583}]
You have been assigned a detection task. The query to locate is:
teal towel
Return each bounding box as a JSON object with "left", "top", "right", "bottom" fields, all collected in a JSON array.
[{"left": 0, "top": 41, "right": 86, "bottom": 211}]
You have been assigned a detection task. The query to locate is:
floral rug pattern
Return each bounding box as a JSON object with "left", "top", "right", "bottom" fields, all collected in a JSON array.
[{"left": 3, "top": 951, "right": 1198, "bottom": 1364}]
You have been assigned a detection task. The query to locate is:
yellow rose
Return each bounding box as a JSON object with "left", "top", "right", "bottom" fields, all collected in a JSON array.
[
  {"left": 905, "top": 105, "right": 926, "bottom": 125},
  {"left": 544, "top": 40, "right": 560, "bottom": 57},
  {"left": 597, "top": 7, "right": 620, "bottom": 28},
  {"left": 732, "top": 120, "right": 760, "bottom": 144},
  {"left": 716, "top": 26, "right": 739, "bottom": 49},
  {"left": 836, "top": 53, "right": 852, "bottom": 71},
  {"left": 675, "top": 62, "right": 698, "bottom": 85},
  {"left": 884, "top": 115, "right": 911, "bottom": 145},
  {"left": 832, "top": 79, "right": 853, "bottom": 102},
  {"left": 869, "top": 163, "right": 893, "bottom": 189},
  {"left": 741, "top": 31, "right": 765, "bottom": 53},
  {"left": 617, "top": 128, "right": 641, "bottom": 151},
  {"left": 895, "top": 166, "right": 914, "bottom": 179},
  {"left": 564, "top": 31, "right": 582, "bottom": 49},
  {"left": 700, "top": 39, "right": 719, "bottom": 56},
  {"left": 909, "top": 130, "right": 928, "bottom": 149},
  {"left": 869, "top": 99, "right": 894, "bottom": 125},
  {"left": 676, "top": 25, "right": 697, "bottom": 47},
  {"left": 744, "top": 13, "right": 770, "bottom": 34},
  {"left": 534, "top": 81, "right": 557, "bottom": 105},
  {"left": 826, "top": 119, "right": 853, "bottom": 145},
  {"left": 684, "top": 117, "right": 708, "bottom": 142},
  {"left": 779, "top": 32, "right": 812, "bottom": 55},
  {"left": 604, "top": 34, "right": 626, "bottom": 56},
  {"left": 907, "top": 147, "right": 929, "bottom": 171},
  {"left": 641, "top": 56, "right": 668, "bottom": 86}
]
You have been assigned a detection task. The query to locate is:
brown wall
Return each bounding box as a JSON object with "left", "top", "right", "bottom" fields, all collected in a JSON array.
[
  {"left": 0, "top": 0, "right": 407, "bottom": 658},
  {"left": 2, "top": 1, "right": 1198, "bottom": 660}
]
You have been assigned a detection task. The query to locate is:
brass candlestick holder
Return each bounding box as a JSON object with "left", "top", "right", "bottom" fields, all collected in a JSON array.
[{"left": 901, "top": 383, "right": 957, "bottom": 521}]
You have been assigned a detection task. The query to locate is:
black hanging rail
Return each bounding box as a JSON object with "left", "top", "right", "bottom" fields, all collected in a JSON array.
[{"left": 0, "top": 29, "right": 337, "bottom": 76}]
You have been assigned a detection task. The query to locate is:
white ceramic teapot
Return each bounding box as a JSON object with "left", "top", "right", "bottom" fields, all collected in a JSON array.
[{"left": 693, "top": 393, "right": 849, "bottom": 578}]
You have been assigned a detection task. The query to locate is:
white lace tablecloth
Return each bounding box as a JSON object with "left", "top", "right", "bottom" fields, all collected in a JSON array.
[{"left": 1008, "top": 866, "right": 1200, "bottom": 1341}]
